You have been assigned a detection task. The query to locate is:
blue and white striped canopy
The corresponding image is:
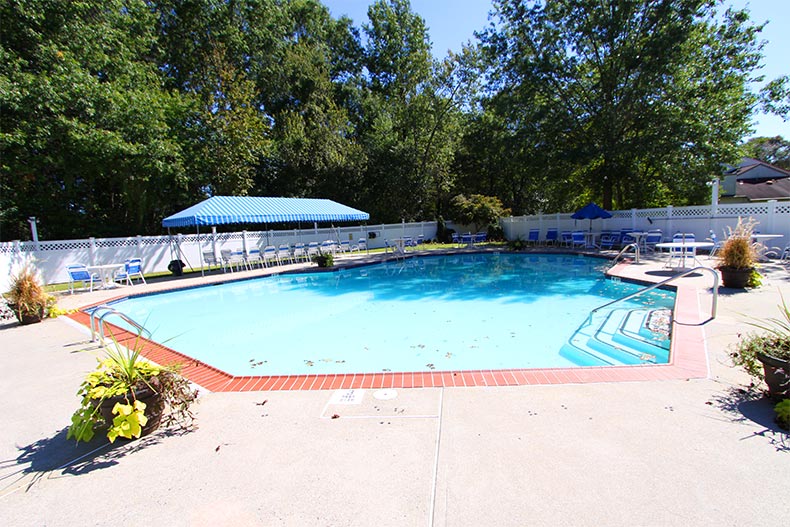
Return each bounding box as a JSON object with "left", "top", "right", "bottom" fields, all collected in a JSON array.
[{"left": 162, "top": 196, "right": 369, "bottom": 228}]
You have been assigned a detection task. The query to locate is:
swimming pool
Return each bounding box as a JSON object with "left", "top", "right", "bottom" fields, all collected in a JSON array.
[{"left": 105, "top": 253, "right": 674, "bottom": 377}]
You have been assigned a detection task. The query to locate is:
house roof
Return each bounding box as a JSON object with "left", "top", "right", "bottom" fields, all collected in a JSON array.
[
  {"left": 734, "top": 177, "right": 790, "bottom": 201},
  {"left": 725, "top": 158, "right": 790, "bottom": 182}
]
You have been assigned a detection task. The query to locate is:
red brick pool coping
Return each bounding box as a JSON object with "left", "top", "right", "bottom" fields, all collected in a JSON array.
[{"left": 68, "top": 261, "right": 710, "bottom": 392}]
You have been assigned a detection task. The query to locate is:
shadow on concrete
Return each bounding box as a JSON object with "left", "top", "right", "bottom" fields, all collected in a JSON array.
[
  {"left": 0, "top": 425, "right": 192, "bottom": 494},
  {"left": 712, "top": 386, "right": 789, "bottom": 452},
  {"left": 644, "top": 269, "right": 706, "bottom": 279}
]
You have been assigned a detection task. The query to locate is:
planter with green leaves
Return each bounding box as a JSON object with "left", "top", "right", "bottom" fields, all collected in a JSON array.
[
  {"left": 311, "top": 251, "right": 334, "bottom": 268},
  {"left": 68, "top": 333, "right": 198, "bottom": 443},
  {"left": 4, "top": 264, "right": 55, "bottom": 325},
  {"left": 775, "top": 400, "right": 790, "bottom": 431},
  {"left": 730, "top": 294, "right": 790, "bottom": 401}
]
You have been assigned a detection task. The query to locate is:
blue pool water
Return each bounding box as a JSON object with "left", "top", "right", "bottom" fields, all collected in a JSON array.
[{"left": 107, "top": 253, "right": 675, "bottom": 376}]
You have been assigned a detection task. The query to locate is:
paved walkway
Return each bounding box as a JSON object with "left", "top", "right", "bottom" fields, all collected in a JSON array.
[{"left": 1, "top": 249, "right": 788, "bottom": 526}]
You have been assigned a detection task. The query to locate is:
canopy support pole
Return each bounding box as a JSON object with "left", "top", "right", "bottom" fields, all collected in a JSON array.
[{"left": 197, "top": 225, "right": 206, "bottom": 277}]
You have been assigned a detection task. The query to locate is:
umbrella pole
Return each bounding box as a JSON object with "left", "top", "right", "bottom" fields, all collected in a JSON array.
[{"left": 197, "top": 225, "right": 205, "bottom": 277}]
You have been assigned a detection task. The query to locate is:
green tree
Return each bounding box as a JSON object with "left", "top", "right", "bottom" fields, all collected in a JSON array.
[
  {"left": 1, "top": 0, "right": 190, "bottom": 240},
  {"left": 190, "top": 44, "right": 270, "bottom": 197},
  {"left": 478, "top": 0, "right": 766, "bottom": 211},
  {"left": 450, "top": 194, "right": 510, "bottom": 233},
  {"left": 742, "top": 136, "right": 790, "bottom": 170},
  {"left": 358, "top": 0, "right": 465, "bottom": 222}
]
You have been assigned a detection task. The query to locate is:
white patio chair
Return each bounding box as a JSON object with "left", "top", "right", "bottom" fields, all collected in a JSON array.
[
  {"left": 202, "top": 250, "right": 222, "bottom": 272},
  {"left": 276, "top": 244, "right": 292, "bottom": 265},
  {"left": 220, "top": 249, "right": 243, "bottom": 272},
  {"left": 292, "top": 243, "right": 308, "bottom": 262},
  {"left": 245, "top": 247, "right": 263, "bottom": 269},
  {"left": 261, "top": 245, "right": 278, "bottom": 267}
]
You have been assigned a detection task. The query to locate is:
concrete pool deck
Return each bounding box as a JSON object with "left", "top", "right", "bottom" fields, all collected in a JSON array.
[{"left": 1, "top": 249, "right": 788, "bottom": 525}]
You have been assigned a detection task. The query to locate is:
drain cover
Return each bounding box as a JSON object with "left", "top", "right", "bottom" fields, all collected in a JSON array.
[
  {"left": 329, "top": 389, "right": 364, "bottom": 405},
  {"left": 373, "top": 389, "right": 397, "bottom": 401}
]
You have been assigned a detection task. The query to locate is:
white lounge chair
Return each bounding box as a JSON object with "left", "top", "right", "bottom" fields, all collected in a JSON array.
[
  {"left": 292, "top": 243, "right": 308, "bottom": 262},
  {"left": 276, "top": 244, "right": 292, "bottom": 265},
  {"left": 261, "top": 245, "right": 278, "bottom": 267},
  {"left": 202, "top": 250, "right": 222, "bottom": 271}
]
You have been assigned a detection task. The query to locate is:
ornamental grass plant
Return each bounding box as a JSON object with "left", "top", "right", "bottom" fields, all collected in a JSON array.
[{"left": 716, "top": 217, "right": 760, "bottom": 271}]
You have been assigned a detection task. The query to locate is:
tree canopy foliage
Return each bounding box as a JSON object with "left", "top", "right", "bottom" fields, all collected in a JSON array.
[{"left": 1, "top": 0, "right": 785, "bottom": 240}]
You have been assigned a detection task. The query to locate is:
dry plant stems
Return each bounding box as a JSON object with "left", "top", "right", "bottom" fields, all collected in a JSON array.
[
  {"left": 717, "top": 217, "right": 761, "bottom": 270},
  {"left": 5, "top": 263, "right": 55, "bottom": 317}
]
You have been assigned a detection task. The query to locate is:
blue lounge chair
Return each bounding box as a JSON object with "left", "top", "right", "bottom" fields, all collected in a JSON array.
[
  {"left": 644, "top": 230, "right": 663, "bottom": 253},
  {"left": 114, "top": 258, "right": 146, "bottom": 286},
  {"left": 66, "top": 264, "right": 98, "bottom": 294},
  {"left": 527, "top": 229, "right": 540, "bottom": 246},
  {"left": 544, "top": 228, "right": 558, "bottom": 246}
]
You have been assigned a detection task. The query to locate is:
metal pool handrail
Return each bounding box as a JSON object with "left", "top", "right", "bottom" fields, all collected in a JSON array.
[
  {"left": 611, "top": 243, "right": 640, "bottom": 265},
  {"left": 89, "top": 304, "right": 150, "bottom": 343},
  {"left": 593, "top": 266, "right": 719, "bottom": 323}
]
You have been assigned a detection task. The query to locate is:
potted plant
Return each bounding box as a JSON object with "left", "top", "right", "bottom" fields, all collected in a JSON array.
[
  {"left": 4, "top": 263, "right": 55, "bottom": 325},
  {"left": 730, "top": 294, "right": 790, "bottom": 401},
  {"left": 311, "top": 251, "right": 334, "bottom": 268},
  {"left": 716, "top": 217, "right": 761, "bottom": 288},
  {"left": 68, "top": 332, "right": 198, "bottom": 443},
  {"left": 775, "top": 400, "right": 790, "bottom": 431}
]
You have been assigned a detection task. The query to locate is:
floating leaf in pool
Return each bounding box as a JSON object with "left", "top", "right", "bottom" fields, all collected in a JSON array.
[
  {"left": 320, "top": 358, "right": 333, "bottom": 363},
  {"left": 426, "top": 363, "right": 435, "bottom": 370},
  {"left": 382, "top": 368, "right": 391, "bottom": 372},
  {"left": 304, "top": 360, "right": 314, "bottom": 367},
  {"left": 418, "top": 344, "right": 425, "bottom": 349},
  {"left": 445, "top": 352, "right": 453, "bottom": 359}
]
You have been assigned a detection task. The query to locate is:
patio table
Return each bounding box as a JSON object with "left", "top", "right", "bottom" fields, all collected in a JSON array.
[
  {"left": 751, "top": 234, "right": 784, "bottom": 261},
  {"left": 583, "top": 232, "right": 602, "bottom": 249},
  {"left": 655, "top": 242, "right": 713, "bottom": 270},
  {"left": 87, "top": 263, "right": 125, "bottom": 289}
]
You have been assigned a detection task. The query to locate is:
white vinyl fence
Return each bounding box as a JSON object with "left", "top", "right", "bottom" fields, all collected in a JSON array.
[
  {"left": 502, "top": 201, "right": 790, "bottom": 249},
  {"left": 3, "top": 201, "right": 788, "bottom": 292},
  {"left": 0, "top": 221, "right": 440, "bottom": 290}
]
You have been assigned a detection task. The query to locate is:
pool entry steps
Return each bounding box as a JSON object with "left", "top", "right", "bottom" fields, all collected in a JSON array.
[{"left": 561, "top": 308, "right": 671, "bottom": 366}]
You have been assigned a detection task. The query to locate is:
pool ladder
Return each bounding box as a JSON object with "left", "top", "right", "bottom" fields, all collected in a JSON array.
[
  {"left": 568, "top": 266, "right": 719, "bottom": 362},
  {"left": 611, "top": 243, "right": 640, "bottom": 265},
  {"left": 593, "top": 266, "right": 719, "bottom": 325},
  {"left": 89, "top": 304, "right": 150, "bottom": 344}
]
